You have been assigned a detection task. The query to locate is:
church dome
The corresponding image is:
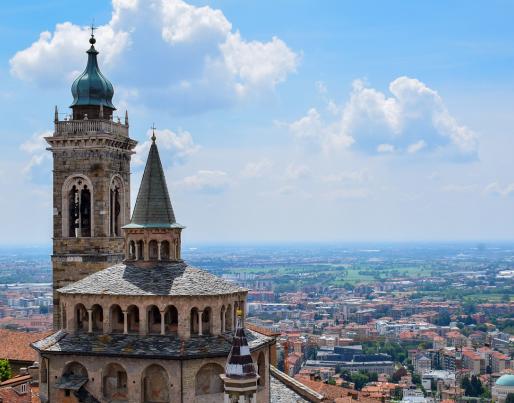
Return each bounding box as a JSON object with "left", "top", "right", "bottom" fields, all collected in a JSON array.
[
  {"left": 70, "top": 36, "right": 115, "bottom": 110},
  {"left": 496, "top": 374, "right": 514, "bottom": 387}
]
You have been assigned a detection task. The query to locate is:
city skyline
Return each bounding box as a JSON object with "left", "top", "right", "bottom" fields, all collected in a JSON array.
[{"left": 2, "top": 0, "right": 514, "bottom": 244}]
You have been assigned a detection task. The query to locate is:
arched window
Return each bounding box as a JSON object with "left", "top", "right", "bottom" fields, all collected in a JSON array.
[
  {"left": 220, "top": 306, "right": 225, "bottom": 333},
  {"left": 110, "top": 305, "right": 124, "bottom": 333},
  {"left": 40, "top": 358, "right": 48, "bottom": 386},
  {"left": 63, "top": 176, "right": 93, "bottom": 238},
  {"left": 61, "top": 304, "right": 67, "bottom": 330},
  {"left": 128, "top": 240, "right": 136, "bottom": 260},
  {"left": 63, "top": 362, "right": 88, "bottom": 378},
  {"left": 137, "top": 240, "right": 144, "bottom": 261},
  {"left": 91, "top": 304, "right": 103, "bottom": 332},
  {"left": 149, "top": 240, "right": 158, "bottom": 260},
  {"left": 142, "top": 365, "right": 169, "bottom": 403},
  {"left": 190, "top": 308, "right": 199, "bottom": 335},
  {"left": 226, "top": 304, "right": 233, "bottom": 331},
  {"left": 257, "top": 352, "right": 266, "bottom": 387},
  {"left": 127, "top": 305, "right": 139, "bottom": 333},
  {"left": 147, "top": 305, "right": 161, "bottom": 334},
  {"left": 75, "top": 303, "right": 88, "bottom": 331},
  {"left": 103, "top": 363, "right": 128, "bottom": 401},
  {"left": 164, "top": 306, "right": 178, "bottom": 334},
  {"left": 161, "top": 241, "right": 170, "bottom": 260},
  {"left": 202, "top": 307, "right": 212, "bottom": 335},
  {"left": 195, "top": 363, "right": 224, "bottom": 396},
  {"left": 109, "top": 176, "right": 124, "bottom": 237}
]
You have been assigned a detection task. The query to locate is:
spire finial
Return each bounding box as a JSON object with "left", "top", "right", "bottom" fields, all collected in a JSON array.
[
  {"left": 89, "top": 20, "right": 96, "bottom": 45},
  {"left": 151, "top": 123, "right": 157, "bottom": 142}
]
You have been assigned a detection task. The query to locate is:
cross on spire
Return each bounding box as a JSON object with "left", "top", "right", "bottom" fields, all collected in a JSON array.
[
  {"left": 90, "top": 20, "right": 96, "bottom": 38},
  {"left": 151, "top": 123, "right": 157, "bottom": 142}
]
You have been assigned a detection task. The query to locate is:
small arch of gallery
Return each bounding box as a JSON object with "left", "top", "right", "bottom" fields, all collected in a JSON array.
[
  {"left": 126, "top": 236, "right": 181, "bottom": 262},
  {"left": 61, "top": 298, "right": 244, "bottom": 338}
]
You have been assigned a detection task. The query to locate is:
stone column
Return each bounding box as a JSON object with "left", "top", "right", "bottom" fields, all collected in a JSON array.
[
  {"left": 198, "top": 310, "right": 203, "bottom": 336},
  {"left": 140, "top": 307, "right": 147, "bottom": 336},
  {"left": 87, "top": 309, "right": 93, "bottom": 333},
  {"left": 158, "top": 241, "right": 162, "bottom": 261},
  {"left": 221, "top": 309, "right": 226, "bottom": 333},
  {"left": 123, "top": 311, "right": 128, "bottom": 334},
  {"left": 143, "top": 240, "right": 149, "bottom": 261},
  {"left": 135, "top": 242, "right": 140, "bottom": 260},
  {"left": 103, "top": 306, "right": 109, "bottom": 334},
  {"left": 160, "top": 309, "right": 166, "bottom": 335}
]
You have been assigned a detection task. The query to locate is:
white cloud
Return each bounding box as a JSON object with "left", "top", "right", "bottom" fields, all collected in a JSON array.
[
  {"left": 133, "top": 128, "right": 198, "bottom": 166},
  {"left": 407, "top": 140, "right": 426, "bottom": 154},
  {"left": 322, "top": 170, "right": 369, "bottom": 183},
  {"left": 289, "top": 77, "right": 478, "bottom": 158},
  {"left": 10, "top": 0, "right": 299, "bottom": 113},
  {"left": 177, "top": 169, "right": 230, "bottom": 193},
  {"left": 484, "top": 182, "right": 514, "bottom": 197},
  {"left": 441, "top": 184, "right": 478, "bottom": 193},
  {"left": 241, "top": 158, "right": 273, "bottom": 178},
  {"left": 285, "top": 163, "right": 310, "bottom": 180},
  {"left": 316, "top": 81, "right": 327, "bottom": 94},
  {"left": 20, "top": 131, "right": 52, "bottom": 174},
  {"left": 377, "top": 143, "right": 395, "bottom": 153}
]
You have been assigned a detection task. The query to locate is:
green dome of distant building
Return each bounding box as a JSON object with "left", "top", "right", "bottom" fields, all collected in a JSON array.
[
  {"left": 70, "top": 35, "right": 115, "bottom": 110},
  {"left": 496, "top": 374, "right": 514, "bottom": 387}
]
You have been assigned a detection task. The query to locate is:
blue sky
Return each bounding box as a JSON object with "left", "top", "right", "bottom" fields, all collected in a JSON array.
[{"left": 1, "top": 0, "right": 514, "bottom": 244}]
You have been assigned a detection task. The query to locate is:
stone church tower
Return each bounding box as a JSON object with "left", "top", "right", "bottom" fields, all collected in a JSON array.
[{"left": 45, "top": 32, "right": 137, "bottom": 328}]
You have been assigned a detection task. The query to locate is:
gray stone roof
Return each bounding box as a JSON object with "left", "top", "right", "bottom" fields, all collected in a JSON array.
[
  {"left": 124, "top": 138, "right": 183, "bottom": 229},
  {"left": 58, "top": 262, "right": 246, "bottom": 296},
  {"left": 32, "top": 330, "right": 272, "bottom": 360}
]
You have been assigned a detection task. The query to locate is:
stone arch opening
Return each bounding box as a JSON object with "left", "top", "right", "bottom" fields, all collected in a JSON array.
[
  {"left": 149, "top": 240, "right": 158, "bottom": 260},
  {"left": 202, "top": 307, "right": 212, "bottom": 335},
  {"left": 75, "top": 303, "right": 88, "bottom": 332},
  {"left": 226, "top": 304, "right": 233, "bottom": 331},
  {"left": 109, "top": 176, "right": 124, "bottom": 237},
  {"left": 257, "top": 351, "right": 266, "bottom": 387},
  {"left": 103, "top": 363, "right": 128, "bottom": 401},
  {"left": 137, "top": 240, "right": 144, "bottom": 260},
  {"left": 63, "top": 361, "right": 88, "bottom": 378},
  {"left": 91, "top": 304, "right": 103, "bottom": 332},
  {"left": 147, "top": 305, "right": 161, "bottom": 334},
  {"left": 164, "top": 305, "right": 178, "bottom": 334},
  {"left": 190, "top": 308, "right": 199, "bottom": 336},
  {"left": 110, "top": 304, "right": 124, "bottom": 333},
  {"left": 40, "top": 358, "right": 48, "bottom": 386},
  {"left": 220, "top": 305, "right": 225, "bottom": 333},
  {"left": 195, "top": 363, "right": 224, "bottom": 396},
  {"left": 127, "top": 305, "right": 140, "bottom": 333},
  {"left": 128, "top": 240, "right": 136, "bottom": 260},
  {"left": 161, "top": 240, "right": 170, "bottom": 260},
  {"left": 142, "top": 364, "right": 169, "bottom": 403},
  {"left": 62, "top": 175, "right": 94, "bottom": 238},
  {"left": 61, "top": 304, "right": 67, "bottom": 330}
]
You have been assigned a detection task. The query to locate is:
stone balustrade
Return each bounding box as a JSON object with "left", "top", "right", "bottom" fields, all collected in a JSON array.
[{"left": 55, "top": 119, "right": 128, "bottom": 137}]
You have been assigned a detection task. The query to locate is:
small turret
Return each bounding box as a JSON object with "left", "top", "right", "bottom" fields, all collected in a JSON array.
[
  {"left": 220, "top": 308, "right": 259, "bottom": 403},
  {"left": 125, "top": 110, "right": 129, "bottom": 126},
  {"left": 123, "top": 127, "right": 184, "bottom": 262}
]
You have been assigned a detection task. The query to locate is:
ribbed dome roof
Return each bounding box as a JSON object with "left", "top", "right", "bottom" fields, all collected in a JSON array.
[
  {"left": 70, "top": 36, "right": 115, "bottom": 110},
  {"left": 496, "top": 374, "right": 514, "bottom": 387}
]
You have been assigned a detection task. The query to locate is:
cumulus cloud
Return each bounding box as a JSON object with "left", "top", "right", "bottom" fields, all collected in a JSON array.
[
  {"left": 288, "top": 77, "right": 478, "bottom": 158},
  {"left": 133, "top": 128, "right": 198, "bottom": 166},
  {"left": 177, "top": 169, "right": 230, "bottom": 193},
  {"left": 484, "top": 182, "right": 514, "bottom": 197},
  {"left": 10, "top": 0, "right": 299, "bottom": 113},
  {"left": 285, "top": 163, "right": 310, "bottom": 180},
  {"left": 241, "top": 158, "right": 273, "bottom": 178},
  {"left": 20, "top": 131, "right": 52, "bottom": 174}
]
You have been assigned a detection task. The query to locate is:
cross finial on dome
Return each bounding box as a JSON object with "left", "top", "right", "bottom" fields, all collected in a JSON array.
[
  {"left": 151, "top": 123, "right": 157, "bottom": 142},
  {"left": 89, "top": 20, "right": 96, "bottom": 45}
]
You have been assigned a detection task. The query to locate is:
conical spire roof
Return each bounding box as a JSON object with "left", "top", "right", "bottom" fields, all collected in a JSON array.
[
  {"left": 124, "top": 136, "right": 183, "bottom": 229},
  {"left": 70, "top": 34, "right": 115, "bottom": 109},
  {"left": 225, "top": 309, "right": 257, "bottom": 379}
]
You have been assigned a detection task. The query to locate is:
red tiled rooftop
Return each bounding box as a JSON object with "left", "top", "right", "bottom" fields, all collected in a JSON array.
[{"left": 0, "top": 329, "right": 51, "bottom": 362}]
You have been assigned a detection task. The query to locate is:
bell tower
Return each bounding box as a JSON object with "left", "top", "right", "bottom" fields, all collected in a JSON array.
[{"left": 46, "top": 32, "right": 137, "bottom": 328}]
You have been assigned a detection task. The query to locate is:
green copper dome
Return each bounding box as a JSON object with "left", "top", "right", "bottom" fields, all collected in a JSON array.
[
  {"left": 496, "top": 374, "right": 514, "bottom": 387},
  {"left": 70, "top": 36, "right": 115, "bottom": 110}
]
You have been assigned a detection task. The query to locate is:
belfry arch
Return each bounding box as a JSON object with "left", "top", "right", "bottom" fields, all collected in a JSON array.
[{"left": 62, "top": 175, "right": 94, "bottom": 238}]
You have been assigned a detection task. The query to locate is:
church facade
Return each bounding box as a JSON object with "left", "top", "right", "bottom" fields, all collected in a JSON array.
[{"left": 34, "top": 32, "right": 273, "bottom": 403}]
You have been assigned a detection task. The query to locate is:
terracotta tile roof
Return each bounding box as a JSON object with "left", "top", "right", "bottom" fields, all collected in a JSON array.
[
  {"left": 294, "top": 375, "right": 379, "bottom": 402},
  {"left": 0, "top": 330, "right": 51, "bottom": 362}
]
